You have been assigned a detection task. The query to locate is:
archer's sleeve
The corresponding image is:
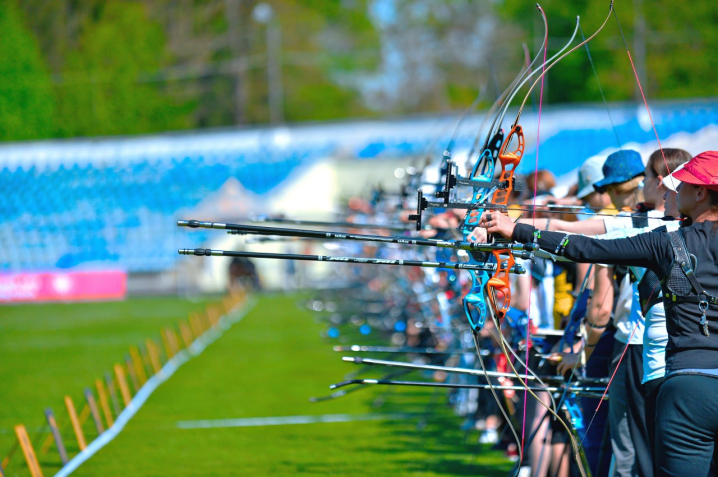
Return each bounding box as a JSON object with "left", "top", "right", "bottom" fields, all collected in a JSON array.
[
  {"left": 604, "top": 215, "right": 633, "bottom": 233},
  {"left": 513, "top": 223, "right": 671, "bottom": 277}
]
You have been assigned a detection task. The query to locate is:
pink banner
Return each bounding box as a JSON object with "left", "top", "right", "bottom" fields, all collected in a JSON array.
[{"left": 0, "top": 270, "right": 127, "bottom": 303}]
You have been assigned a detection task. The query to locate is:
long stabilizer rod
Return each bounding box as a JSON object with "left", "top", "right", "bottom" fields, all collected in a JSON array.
[
  {"left": 332, "top": 345, "right": 489, "bottom": 356},
  {"left": 251, "top": 216, "right": 414, "bottom": 232},
  {"left": 178, "top": 248, "right": 527, "bottom": 274},
  {"left": 342, "top": 356, "right": 610, "bottom": 387},
  {"left": 177, "top": 220, "right": 536, "bottom": 257},
  {"left": 329, "top": 378, "right": 557, "bottom": 391},
  {"left": 328, "top": 378, "right": 608, "bottom": 399},
  {"left": 342, "top": 356, "right": 546, "bottom": 382}
]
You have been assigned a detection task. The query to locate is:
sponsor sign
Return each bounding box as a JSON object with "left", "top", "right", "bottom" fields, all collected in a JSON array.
[{"left": 0, "top": 270, "right": 126, "bottom": 303}]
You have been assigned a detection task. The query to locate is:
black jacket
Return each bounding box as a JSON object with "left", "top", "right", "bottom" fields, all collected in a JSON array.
[{"left": 513, "top": 221, "right": 718, "bottom": 372}]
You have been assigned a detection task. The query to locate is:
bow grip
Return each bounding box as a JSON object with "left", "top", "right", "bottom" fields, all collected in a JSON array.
[
  {"left": 486, "top": 250, "right": 516, "bottom": 319},
  {"left": 463, "top": 293, "right": 487, "bottom": 332},
  {"left": 494, "top": 125, "right": 525, "bottom": 206}
]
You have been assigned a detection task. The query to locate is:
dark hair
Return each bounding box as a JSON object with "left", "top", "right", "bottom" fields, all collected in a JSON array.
[
  {"left": 647, "top": 148, "right": 692, "bottom": 177},
  {"left": 709, "top": 189, "right": 718, "bottom": 231},
  {"left": 709, "top": 189, "right": 718, "bottom": 207}
]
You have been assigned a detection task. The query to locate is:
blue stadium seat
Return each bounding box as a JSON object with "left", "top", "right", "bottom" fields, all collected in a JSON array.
[{"left": 0, "top": 146, "right": 323, "bottom": 272}]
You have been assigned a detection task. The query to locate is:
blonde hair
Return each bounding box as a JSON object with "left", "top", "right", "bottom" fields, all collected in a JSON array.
[
  {"left": 606, "top": 175, "right": 643, "bottom": 195},
  {"left": 606, "top": 176, "right": 644, "bottom": 209}
]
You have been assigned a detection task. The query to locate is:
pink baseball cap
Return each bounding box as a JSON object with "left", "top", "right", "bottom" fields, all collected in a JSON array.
[{"left": 673, "top": 151, "right": 718, "bottom": 192}]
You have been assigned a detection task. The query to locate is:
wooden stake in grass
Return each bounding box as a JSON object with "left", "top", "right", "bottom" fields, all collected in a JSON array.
[
  {"left": 95, "top": 379, "right": 114, "bottom": 428},
  {"left": 64, "top": 396, "right": 87, "bottom": 451},
  {"left": 140, "top": 345, "right": 154, "bottom": 377},
  {"left": 39, "top": 426, "right": 55, "bottom": 455},
  {"left": 44, "top": 409, "right": 68, "bottom": 464},
  {"left": 77, "top": 404, "right": 90, "bottom": 426},
  {"left": 206, "top": 305, "right": 219, "bottom": 327},
  {"left": 179, "top": 321, "right": 194, "bottom": 349},
  {"left": 199, "top": 310, "right": 213, "bottom": 331},
  {"left": 14, "top": 425, "right": 44, "bottom": 477},
  {"left": 129, "top": 346, "right": 148, "bottom": 385},
  {"left": 125, "top": 355, "right": 140, "bottom": 392},
  {"left": 84, "top": 388, "right": 105, "bottom": 435},
  {"left": 105, "top": 371, "right": 122, "bottom": 416},
  {"left": 189, "top": 313, "right": 203, "bottom": 338},
  {"left": 113, "top": 364, "right": 132, "bottom": 408},
  {"left": 145, "top": 339, "right": 162, "bottom": 374},
  {"left": 231, "top": 286, "right": 246, "bottom": 306},
  {"left": 161, "top": 328, "right": 175, "bottom": 359},
  {"left": 168, "top": 328, "right": 182, "bottom": 354}
]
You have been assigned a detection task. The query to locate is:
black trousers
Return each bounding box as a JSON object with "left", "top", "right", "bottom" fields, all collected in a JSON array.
[
  {"left": 656, "top": 374, "right": 718, "bottom": 477},
  {"left": 609, "top": 342, "right": 653, "bottom": 477},
  {"left": 581, "top": 328, "right": 615, "bottom": 477},
  {"left": 643, "top": 377, "right": 663, "bottom": 475}
]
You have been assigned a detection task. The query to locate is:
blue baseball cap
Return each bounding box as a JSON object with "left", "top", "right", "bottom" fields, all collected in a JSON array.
[{"left": 593, "top": 149, "right": 645, "bottom": 193}]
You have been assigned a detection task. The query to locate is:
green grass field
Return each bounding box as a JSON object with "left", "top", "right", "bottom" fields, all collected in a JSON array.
[{"left": 1, "top": 294, "right": 512, "bottom": 476}]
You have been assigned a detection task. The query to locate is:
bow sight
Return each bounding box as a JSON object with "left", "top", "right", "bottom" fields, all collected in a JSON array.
[{"left": 407, "top": 170, "right": 524, "bottom": 232}]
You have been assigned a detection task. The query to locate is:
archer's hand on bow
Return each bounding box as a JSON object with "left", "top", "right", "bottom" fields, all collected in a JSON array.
[
  {"left": 467, "top": 226, "right": 488, "bottom": 244},
  {"left": 478, "top": 212, "right": 516, "bottom": 240},
  {"left": 549, "top": 352, "right": 581, "bottom": 377}
]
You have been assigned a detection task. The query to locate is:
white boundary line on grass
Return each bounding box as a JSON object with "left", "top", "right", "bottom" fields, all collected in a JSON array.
[
  {"left": 54, "top": 297, "right": 257, "bottom": 477},
  {"left": 176, "top": 413, "right": 417, "bottom": 429}
]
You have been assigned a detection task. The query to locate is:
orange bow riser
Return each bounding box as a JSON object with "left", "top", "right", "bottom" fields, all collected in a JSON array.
[
  {"left": 493, "top": 124, "right": 525, "bottom": 207},
  {"left": 486, "top": 249, "right": 516, "bottom": 320}
]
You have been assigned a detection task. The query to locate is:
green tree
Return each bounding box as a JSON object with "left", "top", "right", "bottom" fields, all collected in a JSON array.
[
  {"left": 0, "top": 1, "right": 55, "bottom": 141},
  {"left": 54, "top": 1, "right": 194, "bottom": 138},
  {"left": 273, "top": 0, "right": 378, "bottom": 122},
  {"left": 498, "top": 0, "right": 718, "bottom": 104}
]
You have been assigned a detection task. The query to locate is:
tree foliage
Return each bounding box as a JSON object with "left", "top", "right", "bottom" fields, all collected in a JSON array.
[
  {"left": 0, "top": 1, "right": 55, "bottom": 141},
  {"left": 498, "top": 0, "right": 718, "bottom": 103},
  {"left": 54, "top": 2, "right": 193, "bottom": 137},
  {"left": 0, "top": 0, "right": 715, "bottom": 142}
]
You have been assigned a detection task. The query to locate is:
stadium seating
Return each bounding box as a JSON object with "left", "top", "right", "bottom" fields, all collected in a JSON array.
[{"left": 0, "top": 150, "right": 317, "bottom": 272}]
